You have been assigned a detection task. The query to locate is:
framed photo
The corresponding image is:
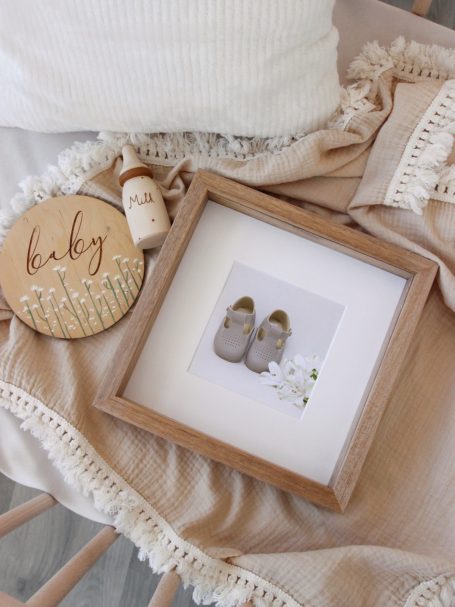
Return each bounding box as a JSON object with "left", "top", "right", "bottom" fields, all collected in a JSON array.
[{"left": 94, "top": 171, "right": 436, "bottom": 512}]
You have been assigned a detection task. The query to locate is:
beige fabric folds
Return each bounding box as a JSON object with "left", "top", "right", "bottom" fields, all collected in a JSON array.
[{"left": 1, "top": 39, "right": 455, "bottom": 606}]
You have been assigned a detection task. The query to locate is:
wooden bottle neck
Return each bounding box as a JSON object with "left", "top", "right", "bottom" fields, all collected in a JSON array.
[{"left": 119, "top": 166, "right": 154, "bottom": 187}]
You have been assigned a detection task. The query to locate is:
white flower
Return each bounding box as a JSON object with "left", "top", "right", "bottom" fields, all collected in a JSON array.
[
  {"left": 81, "top": 278, "right": 87, "bottom": 284},
  {"left": 31, "top": 285, "right": 40, "bottom": 292},
  {"left": 61, "top": 297, "right": 67, "bottom": 302},
  {"left": 52, "top": 265, "right": 61, "bottom": 272},
  {"left": 122, "top": 257, "right": 129, "bottom": 263},
  {"left": 102, "top": 272, "right": 109, "bottom": 278},
  {"left": 60, "top": 267, "right": 67, "bottom": 272},
  {"left": 112, "top": 255, "right": 121, "bottom": 261},
  {"left": 260, "top": 361, "right": 283, "bottom": 387},
  {"left": 260, "top": 354, "right": 321, "bottom": 409},
  {"left": 48, "top": 287, "right": 56, "bottom": 294},
  {"left": 114, "top": 275, "right": 121, "bottom": 281},
  {"left": 72, "top": 292, "right": 80, "bottom": 300},
  {"left": 19, "top": 295, "right": 29, "bottom": 302}
]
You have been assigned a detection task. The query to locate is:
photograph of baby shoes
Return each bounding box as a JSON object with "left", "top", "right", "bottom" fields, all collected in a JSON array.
[
  {"left": 214, "top": 296, "right": 256, "bottom": 362},
  {"left": 245, "top": 310, "right": 292, "bottom": 373},
  {"left": 214, "top": 298, "right": 291, "bottom": 372}
]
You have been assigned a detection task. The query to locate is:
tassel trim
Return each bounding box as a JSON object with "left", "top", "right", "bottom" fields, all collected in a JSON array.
[
  {"left": 1, "top": 380, "right": 454, "bottom": 606},
  {"left": 0, "top": 130, "right": 310, "bottom": 247},
  {"left": 405, "top": 575, "right": 455, "bottom": 607},
  {"left": 348, "top": 36, "right": 455, "bottom": 84},
  {"left": 0, "top": 380, "right": 300, "bottom": 607},
  {"left": 385, "top": 79, "right": 455, "bottom": 214},
  {"left": 333, "top": 37, "right": 455, "bottom": 132},
  {"left": 2, "top": 36, "right": 455, "bottom": 239}
]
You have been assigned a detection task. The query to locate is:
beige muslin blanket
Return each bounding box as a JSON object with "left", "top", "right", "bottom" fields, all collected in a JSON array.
[{"left": 1, "top": 39, "right": 455, "bottom": 607}]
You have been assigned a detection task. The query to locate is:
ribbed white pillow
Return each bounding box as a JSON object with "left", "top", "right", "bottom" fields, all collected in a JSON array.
[{"left": 0, "top": 0, "right": 340, "bottom": 137}]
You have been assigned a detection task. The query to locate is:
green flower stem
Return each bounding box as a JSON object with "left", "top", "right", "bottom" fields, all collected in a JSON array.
[
  {"left": 79, "top": 299, "right": 95, "bottom": 335},
  {"left": 116, "top": 278, "right": 129, "bottom": 306},
  {"left": 50, "top": 303, "right": 68, "bottom": 338},
  {"left": 126, "top": 261, "right": 140, "bottom": 291},
  {"left": 35, "top": 309, "right": 47, "bottom": 323},
  {"left": 35, "top": 291, "right": 54, "bottom": 336},
  {"left": 115, "top": 259, "right": 131, "bottom": 294},
  {"left": 62, "top": 302, "right": 74, "bottom": 316},
  {"left": 103, "top": 295, "right": 115, "bottom": 323},
  {"left": 104, "top": 276, "right": 123, "bottom": 313},
  {"left": 85, "top": 284, "right": 105, "bottom": 330},
  {"left": 24, "top": 302, "right": 38, "bottom": 330},
  {"left": 133, "top": 261, "right": 143, "bottom": 283},
  {"left": 57, "top": 272, "right": 87, "bottom": 337},
  {"left": 51, "top": 294, "right": 70, "bottom": 338}
]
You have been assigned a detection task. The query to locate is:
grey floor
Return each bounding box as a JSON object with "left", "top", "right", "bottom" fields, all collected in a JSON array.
[
  {"left": 1, "top": 1, "right": 454, "bottom": 605},
  {"left": 0, "top": 476, "right": 195, "bottom": 606}
]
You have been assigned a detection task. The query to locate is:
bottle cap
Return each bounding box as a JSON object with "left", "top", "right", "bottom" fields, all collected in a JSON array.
[{"left": 119, "top": 145, "right": 153, "bottom": 187}]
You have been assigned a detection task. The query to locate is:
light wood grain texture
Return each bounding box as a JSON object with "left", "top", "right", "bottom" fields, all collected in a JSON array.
[
  {"left": 93, "top": 171, "right": 437, "bottom": 512},
  {"left": 0, "top": 494, "right": 56, "bottom": 539},
  {"left": 148, "top": 571, "right": 181, "bottom": 607},
  {"left": 412, "top": 0, "right": 433, "bottom": 15},
  {"left": 25, "top": 526, "right": 117, "bottom": 607},
  {"left": 0, "top": 195, "right": 143, "bottom": 339}
]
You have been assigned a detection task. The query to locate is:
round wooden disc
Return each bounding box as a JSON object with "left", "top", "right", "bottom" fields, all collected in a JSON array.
[{"left": 0, "top": 195, "right": 144, "bottom": 339}]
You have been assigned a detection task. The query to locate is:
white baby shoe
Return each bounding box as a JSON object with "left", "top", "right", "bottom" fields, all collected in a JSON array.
[
  {"left": 245, "top": 309, "right": 291, "bottom": 373},
  {"left": 214, "top": 296, "right": 256, "bottom": 362}
]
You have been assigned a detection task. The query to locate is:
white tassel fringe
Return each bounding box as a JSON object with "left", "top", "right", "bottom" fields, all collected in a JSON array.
[
  {"left": 405, "top": 575, "right": 455, "bottom": 607},
  {"left": 1, "top": 37, "right": 455, "bottom": 242},
  {"left": 385, "top": 79, "right": 455, "bottom": 214},
  {"left": 0, "top": 380, "right": 298, "bottom": 607},
  {"left": 0, "top": 129, "right": 309, "bottom": 247},
  {"left": 1, "top": 381, "right": 454, "bottom": 607}
]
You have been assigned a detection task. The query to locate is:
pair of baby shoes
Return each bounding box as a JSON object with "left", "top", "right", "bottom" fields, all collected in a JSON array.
[{"left": 213, "top": 296, "right": 292, "bottom": 373}]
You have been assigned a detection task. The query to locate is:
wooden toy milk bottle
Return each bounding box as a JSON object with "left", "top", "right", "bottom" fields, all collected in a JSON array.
[{"left": 119, "top": 145, "right": 171, "bottom": 249}]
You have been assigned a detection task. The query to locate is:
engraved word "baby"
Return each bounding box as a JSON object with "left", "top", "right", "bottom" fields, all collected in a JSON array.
[{"left": 26, "top": 210, "right": 107, "bottom": 276}]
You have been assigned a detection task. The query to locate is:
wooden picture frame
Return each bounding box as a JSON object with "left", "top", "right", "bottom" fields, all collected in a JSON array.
[{"left": 94, "top": 171, "right": 437, "bottom": 512}]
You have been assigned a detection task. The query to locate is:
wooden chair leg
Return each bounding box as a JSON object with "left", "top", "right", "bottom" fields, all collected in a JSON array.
[
  {"left": 147, "top": 570, "right": 181, "bottom": 607},
  {"left": 411, "top": 0, "right": 433, "bottom": 16},
  {"left": 0, "top": 592, "right": 26, "bottom": 607},
  {"left": 0, "top": 494, "right": 57, "bottom": 539},
  {"left": 25, "top": 526, "right": 118, "bottom": 607}
]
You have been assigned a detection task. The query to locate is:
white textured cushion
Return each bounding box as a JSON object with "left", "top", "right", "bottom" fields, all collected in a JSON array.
[{"left": 0, "top": 0, "right": 340, "bottom": 137}]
